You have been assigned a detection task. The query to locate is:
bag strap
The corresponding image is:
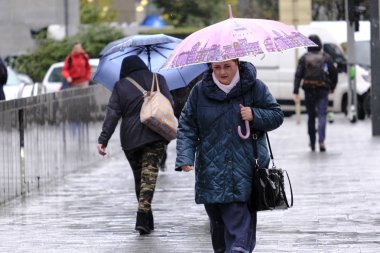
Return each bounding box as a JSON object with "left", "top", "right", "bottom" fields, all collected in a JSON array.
[
  {"left": 252, "top": 132, "right": 275, "bottom": 168},
  {"left": 151, "top": 73, "right": 161, "bottom": 93},
  {"left": 280, "top": 170, "right": 294, "bottom": 208},
  {"left": 126, "top": 77, "right": 147, "bottom": 96},
  {"left": 127, "top": 74, "right": 160, "bottom": 96}
]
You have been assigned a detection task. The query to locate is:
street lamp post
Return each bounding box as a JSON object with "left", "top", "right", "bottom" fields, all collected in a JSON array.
[
  {"left": 64, "top": 0, "right": 69, "bottom": 37},
  {"left": 370, "top": 0, "right": 380, "bottom": 135},
  {"left": 345, "top": 0, "right": 359, "bottom": 123}
]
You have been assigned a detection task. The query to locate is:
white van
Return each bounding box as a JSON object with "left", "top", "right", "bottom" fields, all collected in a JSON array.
[{"left": 243, "top": 22, "right": 371, "bottom": 118}]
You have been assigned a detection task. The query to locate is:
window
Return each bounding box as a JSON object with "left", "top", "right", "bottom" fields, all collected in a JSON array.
[
  {"left": 48, "top": 67, "right": 65, "bottom": 82},
  {"left": 5, "top": 67, "right": 21, "bottom": 86}
]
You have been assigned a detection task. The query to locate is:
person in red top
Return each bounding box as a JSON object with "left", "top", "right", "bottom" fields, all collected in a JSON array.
[{"left": 62, "top": 42, "right": 91, "bottom": 88}]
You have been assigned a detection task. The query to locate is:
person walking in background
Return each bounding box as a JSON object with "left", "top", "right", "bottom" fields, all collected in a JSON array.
[
  {"left": 0, "top": 57, "right": 8, "bottom": 101},
  {"left": 61, "top": 42, "right": 91, "bottom": 89},
  {"left": 176, "top": 59, "right": 284, "bottom": 253},
  {"left": 293, "top": 34, "right": 338, "bottom": 152},
  {"left": 97, "top": 55, "right": 173, "bottom": 235}
]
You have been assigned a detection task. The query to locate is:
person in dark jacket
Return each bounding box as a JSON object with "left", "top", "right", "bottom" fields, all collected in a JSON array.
[
  {"left": 97, "top": 55, "right": 174, "bottom": 235},
  {"left": 0, "top": 57, "right": 7, "bottom": 101},
  {"left": 293, "top": 34, "right": 338, "bottom": 152},
  {"left": 176, "top": 59, "right": 284, "bottom": 253}
]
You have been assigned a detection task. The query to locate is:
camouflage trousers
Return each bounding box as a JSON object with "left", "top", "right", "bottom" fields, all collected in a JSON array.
[{"left": 124, "top": 141, "right": 166, "bottom": 213}]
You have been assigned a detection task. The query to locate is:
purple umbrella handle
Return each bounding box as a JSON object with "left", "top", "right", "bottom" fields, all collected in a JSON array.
[{"left": 237, "top": 120, "right": 250, "bottom": 139}]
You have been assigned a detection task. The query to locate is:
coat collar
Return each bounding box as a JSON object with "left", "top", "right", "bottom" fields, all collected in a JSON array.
[{"left": 202, "top": 62, "right": 257, "bottom": 101}]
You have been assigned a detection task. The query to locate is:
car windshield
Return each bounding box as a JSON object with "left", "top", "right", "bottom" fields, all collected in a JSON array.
[
  {"left": 48, "top": 67, "right": 65, "bottom": 82},
  {"left": 6, "top": 67, "right": 22, "bottom": 86}
]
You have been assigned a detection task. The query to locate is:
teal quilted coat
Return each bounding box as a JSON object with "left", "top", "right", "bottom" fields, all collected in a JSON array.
[{"left": 175, "top": 62, "right": 284, "bottom": 204}]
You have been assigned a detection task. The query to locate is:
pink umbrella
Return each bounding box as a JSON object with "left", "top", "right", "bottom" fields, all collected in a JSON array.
[{"left": 162, "top": 5, "right": 317, "bottom": 139}]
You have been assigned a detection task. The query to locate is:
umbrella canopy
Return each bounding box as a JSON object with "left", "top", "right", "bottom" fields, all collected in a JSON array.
[
  {"left": 161, "top": 5, "right": 317, "bottom": 139},
  {"left": 94, "top": 34, "right": 207, "bottom": 91},
  {"left": 100, "top": 33, "right": 180, "bottom": 57},
  {"left": 162, "top": 6, "right": 317, "bottom": 69}
]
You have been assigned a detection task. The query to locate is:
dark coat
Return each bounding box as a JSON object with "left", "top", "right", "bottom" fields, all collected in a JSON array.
[
  {"left": 293, "top": 51, "right": 338, "bottom": 94},
  {"left": 98, "top": 55, "right": 174, "bottom": 151},
  {"left": 175, "top": 62, "right": 284, "bottom": 204}
]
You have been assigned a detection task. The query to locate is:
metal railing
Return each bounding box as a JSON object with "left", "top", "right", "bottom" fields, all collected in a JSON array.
[{"left": 0, "top": 85, "right": 112, "bottom": 205}]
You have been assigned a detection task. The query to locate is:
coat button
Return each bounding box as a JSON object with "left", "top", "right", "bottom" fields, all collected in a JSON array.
[{"left": 228, "top": 128, "right": 232, "bottom": 133}]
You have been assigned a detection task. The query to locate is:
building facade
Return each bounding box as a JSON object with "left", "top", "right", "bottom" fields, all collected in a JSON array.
[{"left": 0, "top": 0, "right": 80, "bottom": 57}]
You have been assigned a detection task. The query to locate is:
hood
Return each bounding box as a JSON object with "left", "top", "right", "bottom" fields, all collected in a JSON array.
[
  {"left": 202, "top": 61, "right": 257, "bottom": 101},
  {"left": 308, "top": 34, "right": 322, "bottom": 52},
  {"left": 119, "top": 55, "right": 149, "bottom": 79}
]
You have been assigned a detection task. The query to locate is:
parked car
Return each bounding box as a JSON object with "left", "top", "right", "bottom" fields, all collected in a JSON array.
[
  {"left": 42, "top": 58, "right": 99, "bottom": 93},
  {"left": 3, "top": 66, "right": 44, "bottom": 100}
]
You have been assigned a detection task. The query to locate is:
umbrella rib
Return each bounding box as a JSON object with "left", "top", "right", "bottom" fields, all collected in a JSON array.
[
  {"left": 153, "top": 45, "right": 176, "bottom": 51},
  {"left": 175, "top": 69, "right": 187, "bottom": 85},
  {"left": 109, "top": 47, "right": 145, "bottom": 60},
  {"left": 150, "top": 47, "right": 169, "bottom": 59}
]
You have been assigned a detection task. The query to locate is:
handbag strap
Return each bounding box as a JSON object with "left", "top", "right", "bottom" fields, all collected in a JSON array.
[
  {"left": 126, "top": 77, "right": 147, "bottom": 96},
  {"left": 151, "top": 73, "right": 161, "bottom": 93},
  {"left": 280, "top": 170, "right": 294, "bottom": 208},
  {"left": 252, "top": 132, "right": 275, "bottom": 168},
  {"left": 127, "top": 73, "right": 160, "bottom": 96}
]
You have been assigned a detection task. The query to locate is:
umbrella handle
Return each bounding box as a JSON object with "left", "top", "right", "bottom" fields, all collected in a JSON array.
[{"left": 237, "top": 120, "right": 250, "bottom": 139}]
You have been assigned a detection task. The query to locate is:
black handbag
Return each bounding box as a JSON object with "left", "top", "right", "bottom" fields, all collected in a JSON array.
[{"left": 249, "top": 132, "right": 293, "bottom": 212}]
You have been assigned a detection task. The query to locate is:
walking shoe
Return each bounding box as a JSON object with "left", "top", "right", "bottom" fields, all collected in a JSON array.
[
  {"left": 135, "top": 211, "right": 151, "bottom": 235},
  {"left": 319, "top": 143, "right": 326, "bottom": 152},
  {"left": 148, "top": 210, "right": 154, "bottom": 231},
  {"left": 309, "top": 144, "right": 315, "bottom": 152}
]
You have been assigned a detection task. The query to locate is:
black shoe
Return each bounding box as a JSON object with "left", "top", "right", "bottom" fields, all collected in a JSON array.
[
  {"left": 148, "top": 210, "right": 154, "bottom": 231},
  {"left": 319, "top": 143, "right": 326, "bottom": 152},
  {"left": 136, "top": 211, "right": 151, "bottom": 235},
  {"left": 309, "top": 144, "right": 315, "bottom": 152}
]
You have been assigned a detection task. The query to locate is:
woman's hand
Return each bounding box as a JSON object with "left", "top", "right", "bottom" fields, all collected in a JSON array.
[
  {"left": 239, "top": 104, "right": 253, "bottom": 121},
  {"left": 97, "top": 143, "right": 107, "bottom": 156},
  {"left": 181, "top": 165, "right": 194, "bottom": 172}
]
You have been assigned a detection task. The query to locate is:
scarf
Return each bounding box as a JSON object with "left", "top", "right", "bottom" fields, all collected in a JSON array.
[{"left": 212, "top": 70, "right": 240, "bottom": 94}]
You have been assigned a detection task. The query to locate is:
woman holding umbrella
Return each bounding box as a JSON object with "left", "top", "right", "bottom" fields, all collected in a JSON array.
[
  {"left": 97, "top": 55, "right": 174, "bottom": 235},
  {"left": 175, "top": 59, "right": 284, "bottom": 252}
]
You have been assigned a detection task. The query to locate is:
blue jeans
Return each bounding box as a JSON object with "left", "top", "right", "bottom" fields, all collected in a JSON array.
[
  {"left": 204, "top": 202, "right": 257, "bottom": 253},
  {"left": 304, "top": 88, "right": 329, "bottom": 146}
]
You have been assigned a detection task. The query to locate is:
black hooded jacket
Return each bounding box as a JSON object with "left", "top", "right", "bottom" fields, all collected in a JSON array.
[
  {"left": 293, "top": 35, "right": 338, "bottom": 94},
  {"left": 98, "top": 55, "right": 173, "bottom": 150}
]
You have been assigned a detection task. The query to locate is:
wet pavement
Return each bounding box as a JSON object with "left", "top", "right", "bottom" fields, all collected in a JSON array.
[{"left": 0, "top": 113, "right": 379, "bottom": 253}]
